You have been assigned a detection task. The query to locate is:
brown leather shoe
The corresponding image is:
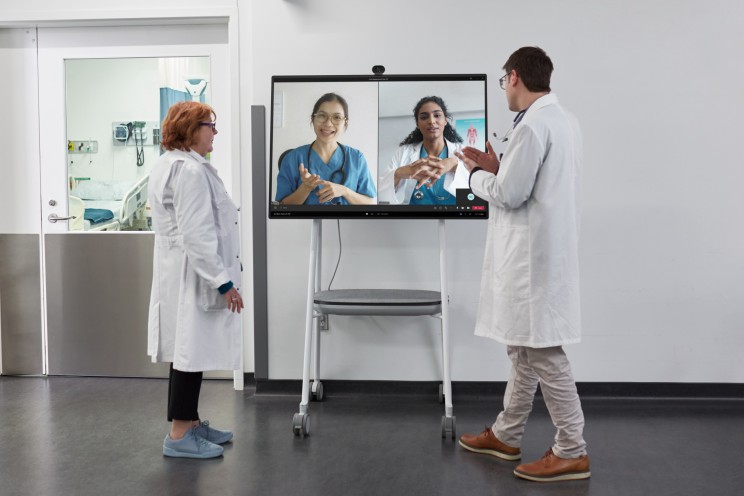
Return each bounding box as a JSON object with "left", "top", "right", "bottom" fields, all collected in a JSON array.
[
  {"left": 514, "top": 448, "right": 591, "bottom": 482},
  {"left": 458, "top": 426, "right": 521, "bottom": 461}
]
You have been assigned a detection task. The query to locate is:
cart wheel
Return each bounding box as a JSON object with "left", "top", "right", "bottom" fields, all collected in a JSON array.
[
  {"left": 441, "top": 415, "right": 456, "bottom": 440},
  {"left": 292, "top": 413, "right": 310, "bottom": 437},
  {"left": 312, "top": 381, "right": 324, "bottom": 402},
  {"left": 438, "top": 383, "right": 444, "bottom": 404}
]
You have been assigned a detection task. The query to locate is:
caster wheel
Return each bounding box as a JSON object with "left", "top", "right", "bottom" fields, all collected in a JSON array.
[
  {"left": 292, "top": 413, "right": 310, "bottom": 437},
  {"left": 441, "top": 415, "right": 456, "bottom": 440},
  {"left": 312, "top": 381, "right": 324, "bottom": 402},
  {"left": 438, "top": 383, "right": 444, "bottom": 404}
]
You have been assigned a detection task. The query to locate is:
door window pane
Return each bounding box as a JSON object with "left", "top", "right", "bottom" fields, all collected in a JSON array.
[{"left": 65, "top": 56, "right": 210, "bottom": 232}]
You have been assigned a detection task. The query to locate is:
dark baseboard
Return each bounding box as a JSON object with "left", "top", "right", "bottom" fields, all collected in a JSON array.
[{"left": 246, "top": 375, "right": 744, "bottom": 400}]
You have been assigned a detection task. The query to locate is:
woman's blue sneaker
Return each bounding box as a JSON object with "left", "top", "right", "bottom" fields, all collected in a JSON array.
[
  {"left": 194, "top": 420, "right": 233, "bottom": 445},
  {"left": 163, "top": 428, "right": 223, "bottom": 459}
]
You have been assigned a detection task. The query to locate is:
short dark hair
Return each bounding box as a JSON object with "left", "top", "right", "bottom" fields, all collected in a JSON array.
[
  {"left": 311, "top": 92, "right": 349, "bottom": 130},
  {"left": 503, "top": 46, "right": 553, "bottom": 93},
  {"left": 400, "top": 95, "right": 463, "bottom": 146}
]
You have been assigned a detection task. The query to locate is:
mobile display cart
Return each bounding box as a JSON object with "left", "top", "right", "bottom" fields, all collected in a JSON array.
[{"left": 291, "top": 219, "right": 456, "bottom": 439}]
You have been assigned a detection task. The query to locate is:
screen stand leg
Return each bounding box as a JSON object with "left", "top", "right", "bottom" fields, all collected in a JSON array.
[
  {"left": 312, "top": 221, "right": 322, "bottom": 397},
  {"left": 439, "top": 219, "right": 455, "bottom": 439},
  {"left": 299, "top": 219, "right": 320, "bottom": 415}
]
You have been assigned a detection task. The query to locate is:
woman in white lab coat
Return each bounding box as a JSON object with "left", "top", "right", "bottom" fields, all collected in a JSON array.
[
  {"left": 378, "top": 96, "right": 469, "bottom": 204},
  {"left": 147, "top": 101, "right": 243, "bottom": 459}
]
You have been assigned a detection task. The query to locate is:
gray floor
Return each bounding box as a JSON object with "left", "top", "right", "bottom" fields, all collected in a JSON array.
[{"left": 1, "top": 377, "right": 743, "bottom": 496}]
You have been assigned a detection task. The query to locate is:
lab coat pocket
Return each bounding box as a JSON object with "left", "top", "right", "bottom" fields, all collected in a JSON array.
[
  {"left": 488, "top": 225, "right": 531, "bottom": 298},
  {"left": 197, "top": 275, "right": 226, "bottom": 312}
]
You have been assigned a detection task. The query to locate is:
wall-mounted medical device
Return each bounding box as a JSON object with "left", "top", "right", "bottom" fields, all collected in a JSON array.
[
  {"left": 112, "top": 121, "right": 161, "bottom": 166},
  {"left": 111, "top": 121, "right": 161, "bottom": 147},
  {"left": 113, "top": 124, "right": 129, "bottom": 142}
]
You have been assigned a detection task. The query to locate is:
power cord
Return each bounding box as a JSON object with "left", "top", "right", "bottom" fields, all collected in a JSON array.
[{"left": 327, "top": 219, "right": 342, "bottom": 290}]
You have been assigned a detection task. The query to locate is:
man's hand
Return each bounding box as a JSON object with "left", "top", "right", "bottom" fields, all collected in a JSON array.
[{"left": 456, "top": 141, "right": 500, "bottom": 174}]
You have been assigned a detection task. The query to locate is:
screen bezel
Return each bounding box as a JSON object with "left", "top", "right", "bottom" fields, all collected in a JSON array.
[{"left": 269, "top": 73, "right": 488, "bottom": 219}]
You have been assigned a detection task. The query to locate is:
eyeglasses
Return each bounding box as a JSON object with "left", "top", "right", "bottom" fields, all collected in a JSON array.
[
  {"left": 499, "top": 74, "right": 510, "bottom": 90},
  {"left": 200, "top": 122, "right": 217, "bottom": 131},
  {"left": 312, "top": 112, "right": 347, "bottom": 125}
]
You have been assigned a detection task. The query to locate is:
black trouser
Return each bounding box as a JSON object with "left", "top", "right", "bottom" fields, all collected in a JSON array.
[{"left": 167, "top": 363, "right": 203, "bottom": 422}]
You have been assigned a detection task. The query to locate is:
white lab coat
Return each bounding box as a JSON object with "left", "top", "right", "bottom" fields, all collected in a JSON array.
[
  {"left": 469, "top": 94, "right": 582, "bottom": 348},
  {"left": 378, "top": 140, "right": 469, "bottom": 204},
  {"left": 147, "top": 149, "right": 242, "bottom": 371}
]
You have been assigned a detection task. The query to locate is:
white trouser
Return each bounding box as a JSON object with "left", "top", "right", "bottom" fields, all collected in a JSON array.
[{"left": 491, "top": 345, "right": 587, "bottom": 458}]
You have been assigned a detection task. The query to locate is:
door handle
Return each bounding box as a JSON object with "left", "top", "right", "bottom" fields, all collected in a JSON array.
[{"left": 48, "top": 213, "right": 76, "bottom": 223}]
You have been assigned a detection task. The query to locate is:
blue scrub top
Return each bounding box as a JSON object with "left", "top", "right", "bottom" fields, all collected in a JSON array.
[
  {"left": 275, "top": 144, "right": 376, "bottom": 205},
  {"left": 409, "top": 144, "right": 455, "bottom": 205}
]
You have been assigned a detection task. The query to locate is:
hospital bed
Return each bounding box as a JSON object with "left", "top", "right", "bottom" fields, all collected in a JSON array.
[{"left": 69, "top": 175, "right": 149, "bottom": 231}]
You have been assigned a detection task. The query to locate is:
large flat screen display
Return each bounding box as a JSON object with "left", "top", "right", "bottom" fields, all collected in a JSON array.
[{"left": 269, "top": 74, "right": 488, "bottom": 219}]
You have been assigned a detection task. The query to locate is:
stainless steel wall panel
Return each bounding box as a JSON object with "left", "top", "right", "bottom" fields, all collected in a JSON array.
[
  {"left": 44, "top": 233, "right": 168, "bottom": 377},
  {"left": 0, "top": 234, "right": 43, "bottom": 375},
  {"left": 44, "top": 233, "right": 231, "bottom": 379}
]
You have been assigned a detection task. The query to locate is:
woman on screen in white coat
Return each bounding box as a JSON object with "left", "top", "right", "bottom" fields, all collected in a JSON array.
[
  {"left": 378, "top": 96, "right": 469, "bottom": 205},
  {"left": 148, "top": 101, "right": 243, "bottom": 459}
]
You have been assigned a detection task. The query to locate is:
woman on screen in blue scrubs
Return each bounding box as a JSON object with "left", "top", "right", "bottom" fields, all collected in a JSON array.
[
  {"left": 275, "top": 93, "right": 376, "bottom": 205},
  {"left": 378, "top": 96, "right": 469, "bottom": 205}
]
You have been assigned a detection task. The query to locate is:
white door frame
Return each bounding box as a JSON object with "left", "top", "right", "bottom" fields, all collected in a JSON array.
[{"left": 34, "top": 10, "right": 244, "bottom": 389}]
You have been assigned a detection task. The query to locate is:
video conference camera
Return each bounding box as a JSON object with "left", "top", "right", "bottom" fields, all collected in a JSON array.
[{"left": 372, "top": 65, "right": 385, "bottom": 75}]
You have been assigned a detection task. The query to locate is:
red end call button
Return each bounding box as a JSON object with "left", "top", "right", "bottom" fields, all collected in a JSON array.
[{"left": 472, "top": 205, "right": 486, "bottom": 211}]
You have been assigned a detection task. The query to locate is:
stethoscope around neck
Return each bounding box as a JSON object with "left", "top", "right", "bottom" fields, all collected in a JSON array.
[
  {"left": 307, "top": 141, "right": 347, "bottom": 184},
  {"left": 494, "top": 109, "right": 528, "bottom": 143}
]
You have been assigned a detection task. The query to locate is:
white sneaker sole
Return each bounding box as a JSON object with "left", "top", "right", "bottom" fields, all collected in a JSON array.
[
  {"left": 513, "top": 469, "right": 591, "bottom": 482},
  {"left": 163, "top": 446, "right": 223, "bottom": 459},
  {"left": 458, "top": 440, "right": 521, "bottom": 461}
]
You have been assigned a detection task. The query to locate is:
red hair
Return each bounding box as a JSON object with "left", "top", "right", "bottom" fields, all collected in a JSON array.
[{"left": 160, "top": 101, "right": 216, "bottom": 151}]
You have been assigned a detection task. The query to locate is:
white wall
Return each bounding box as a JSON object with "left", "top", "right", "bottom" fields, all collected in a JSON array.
[
  {"left": 3, "top": 0, "right": 743, "bottom": 383},
  {"left": 66, "top": 58, "right": 161, "bottom": 183},
  {"left": 253, "top": 0, "right": 744, "bottom": 382},
  {"left": 0, "top": 28, "right": 41, "bottom": 234}
]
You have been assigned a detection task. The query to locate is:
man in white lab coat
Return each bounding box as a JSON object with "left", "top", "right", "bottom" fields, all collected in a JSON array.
[{"left": 455, "top": 47, "right": 590, "bottom": 482}]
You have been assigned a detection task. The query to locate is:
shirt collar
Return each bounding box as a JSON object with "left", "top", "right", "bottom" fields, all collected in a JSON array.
[{"left": 514, "top": 93, "right": 559, "bottom": 127}]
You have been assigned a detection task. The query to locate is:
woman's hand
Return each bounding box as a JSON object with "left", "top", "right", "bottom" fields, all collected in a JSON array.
[
  {"left": 395, "top": 158, "right": 450, "bottom": 189},
  {"left": 395, "top": 157, "right": 442, "bottom": 188},
  {"left": 222, "top": 287, "right": 244, "bottom": 313},
  {"left": 424, "top": 156, "right": 458, "bottom": 178},
  {"left": 299, "top": 163, "right": 323, "bottom": 191},
  {"left": 316, "top": 181, "right": 348, "bottom": 203},
  {"left": 278, "top": 164, "right": 322, "bottom": 205}
]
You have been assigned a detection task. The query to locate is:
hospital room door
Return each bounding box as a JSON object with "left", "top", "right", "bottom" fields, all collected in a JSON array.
[{"left": 37, "top": 22, "right": 239, "bottom": 377}]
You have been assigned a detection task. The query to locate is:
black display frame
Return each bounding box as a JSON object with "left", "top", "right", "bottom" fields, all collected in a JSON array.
[{"left": 269, "top": 73, "right": 488, "bottom": 220}]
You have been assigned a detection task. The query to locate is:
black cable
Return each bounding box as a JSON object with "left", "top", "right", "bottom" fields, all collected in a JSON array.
[{"left": 327, "top": 219, "right": 342, "bottom": 290}]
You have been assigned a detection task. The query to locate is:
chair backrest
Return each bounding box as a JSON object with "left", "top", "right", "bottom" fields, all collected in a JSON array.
[{"left": 277, "top": 148, "right": 294, "bottom": 171}]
